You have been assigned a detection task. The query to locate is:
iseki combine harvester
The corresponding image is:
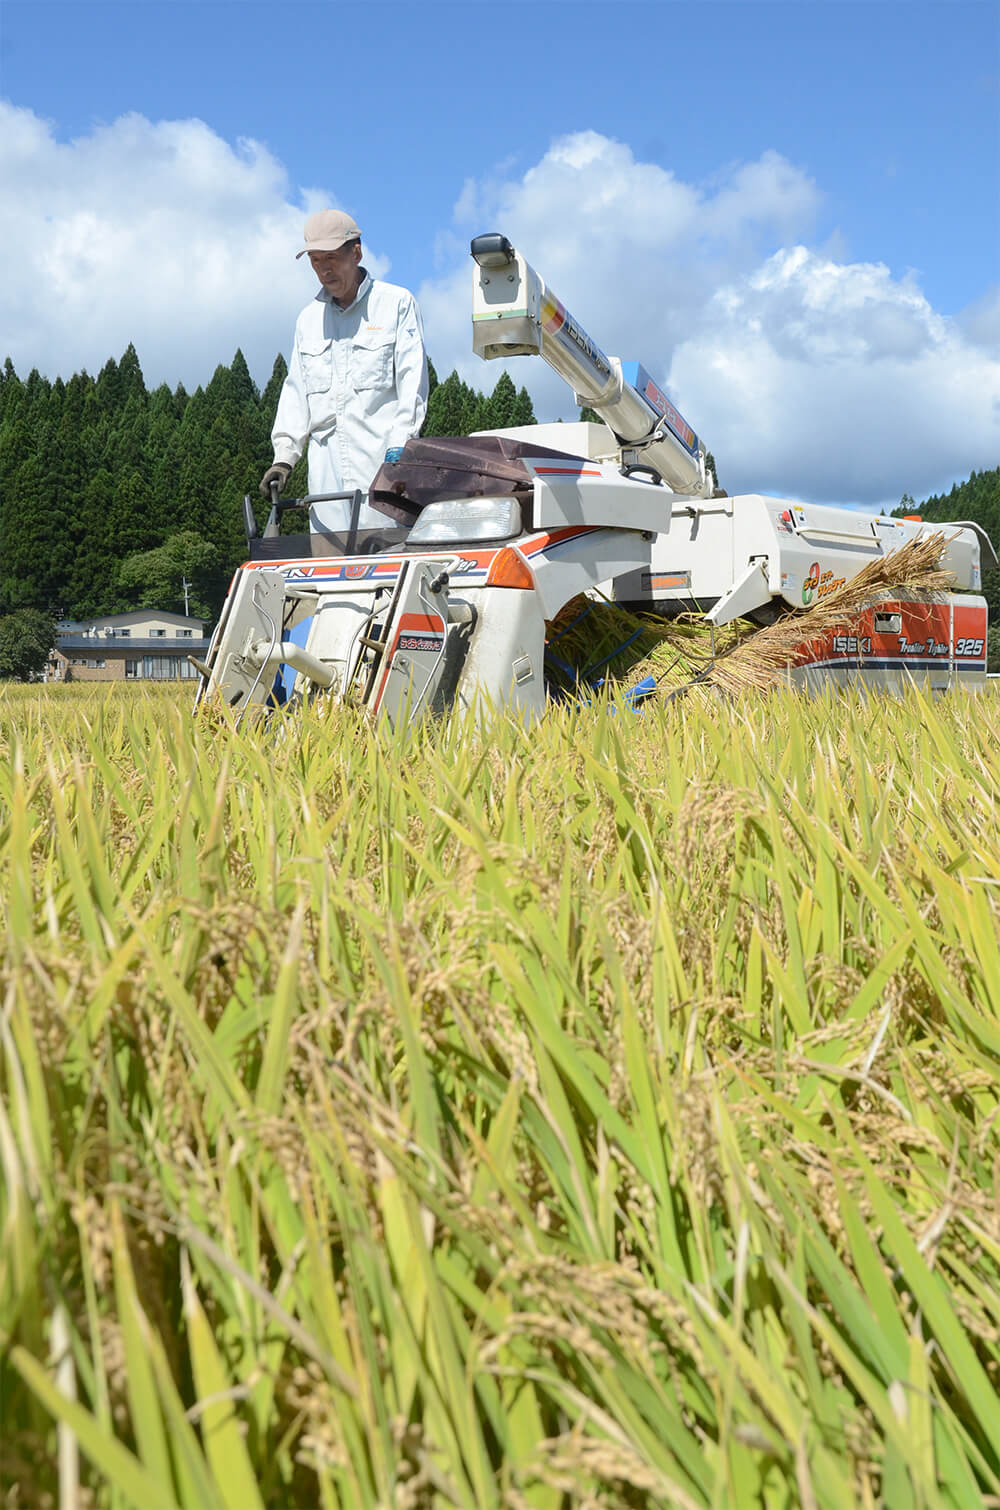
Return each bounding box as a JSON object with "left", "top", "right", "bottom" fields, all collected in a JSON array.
[{"left": 194, "top": 235, "right": 996, "bottom": 726}]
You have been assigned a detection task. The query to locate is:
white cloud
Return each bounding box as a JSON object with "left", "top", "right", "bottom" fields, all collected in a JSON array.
[
  {"left": 417, "top": 133, "right": 822, "bottom": 407},
  {"left": 419, "top": 131, "right": 823, "bottom": 432},
  {"left": 0, "top": 102, "right": 388, "bottom": 391},
  {"left": 3, "top": 109, "right": 996, "bottom": 509},
  {"left": 418, "top": 133, "right": 999, "bottom": 507},
  {"left": 671, "top": 249, "right": 1000, "bottom": 502},
  {"left": 958, "top": 285, "right": 1000, "bottom": 352}
]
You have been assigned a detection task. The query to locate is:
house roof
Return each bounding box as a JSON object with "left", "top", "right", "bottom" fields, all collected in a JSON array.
[
  {"left": 57, "top": 609, "right": 206, "bottom": 631},
  {"left": 58, "top": 637, "right": 211, "bottom": 652}
]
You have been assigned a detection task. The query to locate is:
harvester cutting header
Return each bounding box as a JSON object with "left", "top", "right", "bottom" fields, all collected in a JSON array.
[{"left": 195, "top": 235, "right": 995, "bottom": 724}]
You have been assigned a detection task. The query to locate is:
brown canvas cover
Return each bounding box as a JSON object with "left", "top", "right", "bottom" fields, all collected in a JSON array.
[{"left": 368, "top": 435, "right": 589, "bottom": 526}]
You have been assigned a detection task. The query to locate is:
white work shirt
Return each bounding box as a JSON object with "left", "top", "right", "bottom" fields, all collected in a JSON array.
[{"left": 271, "top": 271, "right": 428, "bottom": 533}]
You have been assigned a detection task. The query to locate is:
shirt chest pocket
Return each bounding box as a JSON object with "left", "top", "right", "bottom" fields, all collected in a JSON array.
[
  {"left": 351, "top": 331, "right": 394, "bottom": 391},
  {"left": 300, "top": 339, "right": 333, "bottom": 394}
]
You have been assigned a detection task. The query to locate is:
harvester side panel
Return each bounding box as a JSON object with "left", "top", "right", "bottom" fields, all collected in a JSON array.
[
  {"left": 524, "top": 527, "right": 654, "bottom": 620},
  {"left": 198, "top": 566, "right": 288, "bottom": 709},
  {"left": 788, "top": 594, "right": 988, "bottom": 693},
  {"left": 529, "top": 468, "right": 679, "bottom": 535},
  {"left": 368, "top": 561, "right": 454, "bottom": 727},
  {"left": 453, "top": 586, "right": 547, "bottom": 721},
  {"left": 615, "top": 495, "right": 987, "bottom": 620}
]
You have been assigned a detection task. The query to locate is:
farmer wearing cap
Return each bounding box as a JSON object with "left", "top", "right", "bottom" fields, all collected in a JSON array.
[{"left": 260, "top": 210, "right": 428, "bottom": 537}]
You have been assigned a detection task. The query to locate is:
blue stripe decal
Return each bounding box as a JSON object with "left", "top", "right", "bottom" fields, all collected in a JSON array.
[{"left": 802, "top": 657, "right": 986, "bottom": 672}]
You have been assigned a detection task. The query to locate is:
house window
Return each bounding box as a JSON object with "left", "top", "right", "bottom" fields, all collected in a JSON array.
[
  {"left": 117, "top": 629, "right": 131, "bottom": 638},
  {"left": 176, "top": 629, "right": 193, "bottom": 638},
  {"left": 151, "top": 629, "right": 166, "bottom": 638},
  {"left": 134, "top": 654, "right": 199, "bottom": 680}
]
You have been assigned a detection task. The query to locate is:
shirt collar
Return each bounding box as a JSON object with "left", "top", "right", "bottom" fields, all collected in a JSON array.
[{"left": 317, "top": 268, "right": 373, "bottom": 312}]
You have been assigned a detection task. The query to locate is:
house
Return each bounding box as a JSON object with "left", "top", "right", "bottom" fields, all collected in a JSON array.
[{"left": 46, "top": 611, "right": 212, "bottom": 683}]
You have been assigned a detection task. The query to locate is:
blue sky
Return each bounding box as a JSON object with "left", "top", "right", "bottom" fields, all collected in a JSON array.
[{"left": 2, "top": 0, "right": 998, "bottom": 507}]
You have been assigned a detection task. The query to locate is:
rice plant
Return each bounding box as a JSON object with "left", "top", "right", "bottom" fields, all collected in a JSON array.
[{"left": 1, "top": 678, "right": 998, "bottom": 1508}]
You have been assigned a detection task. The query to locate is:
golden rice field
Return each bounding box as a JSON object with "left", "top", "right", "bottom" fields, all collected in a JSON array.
[{"left": 2, "top": 679, "right": 1000, "bottom": 1510}]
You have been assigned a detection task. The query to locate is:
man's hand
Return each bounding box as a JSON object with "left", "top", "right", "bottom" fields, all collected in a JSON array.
[{"left": 259, "top": 462, "right": 291, "bottom": 498}]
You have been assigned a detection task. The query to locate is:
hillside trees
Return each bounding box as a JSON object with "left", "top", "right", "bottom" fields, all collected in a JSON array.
[
  {"left": 116, "top": 531, "right": 223, "bottom": 621},
  {"left": 894, "top": 467, "right": 1000, "bottom": 617},
  {"left": 894, "top": 467, "right": 1000, "bottom": 548},
  {"left": 0, "top": 347, "right": 535, "bottom": 621},
  {"left": 423, "top": 367, "right": 534, "bottom": 436},
  {"left": 0, "top": 608, "right": 58, "bottom": 681},
  {"left": 894, "top": 467, "right": 1000, "bottom": 670}
]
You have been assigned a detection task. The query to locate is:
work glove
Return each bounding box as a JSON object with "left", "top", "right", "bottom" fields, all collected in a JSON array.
[
  {"left": 259, "top": 462, "right": 291, "bottom": 498},
  {"left": 383, "top": 446, "right": 404, "bottom": 465}
]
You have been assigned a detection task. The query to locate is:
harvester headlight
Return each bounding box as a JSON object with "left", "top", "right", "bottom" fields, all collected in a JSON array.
[{"left": 407, "top": 497, "right": 522, "bottom": 545}]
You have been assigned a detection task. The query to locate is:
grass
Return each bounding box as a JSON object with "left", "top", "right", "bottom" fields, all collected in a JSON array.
[{"left": 1, "top": 679, "right": 999, "bottom": 1508}]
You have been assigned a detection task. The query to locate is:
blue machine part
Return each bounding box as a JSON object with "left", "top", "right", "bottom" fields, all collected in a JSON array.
[
  {"left": 279, "top": 615, "right": 313, "bottom": 699},
  {"left": 619, "top": 361, "right": 699, "bottom": 457}
]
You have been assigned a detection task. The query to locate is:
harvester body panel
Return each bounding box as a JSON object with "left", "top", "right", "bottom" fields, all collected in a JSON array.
[
  {"left": 788, "top": 594, "right": 989, "bottom": 694},
  {"left": 613, "top": 494, "right": 986, "bottom": 622}
]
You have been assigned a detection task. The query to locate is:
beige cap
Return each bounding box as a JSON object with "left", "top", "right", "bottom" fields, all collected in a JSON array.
[{"left": 296, "top": 209, "right": 362, "bottom": 259}]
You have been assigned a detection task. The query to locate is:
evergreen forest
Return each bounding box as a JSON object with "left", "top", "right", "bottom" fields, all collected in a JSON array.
[
  {"left": 894, "top": 469, "right": 1000, "bottom": 613},
  {"left": 894, "top": 468, "right": 1000, "bottom": 664},
  {"left": 0, "top": 347, "right": 536, "bottom": 623}
]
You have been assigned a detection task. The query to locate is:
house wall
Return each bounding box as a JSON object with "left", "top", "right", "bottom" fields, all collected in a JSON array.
[
  {"left": 64, "top": 654, "right": 128, "bottom": 682},
  {"left": 58, "top": 610, "right": 206, "bottom": 640},
  {"left": 52, "top": 611, "right": 211, "bottom": 682}
]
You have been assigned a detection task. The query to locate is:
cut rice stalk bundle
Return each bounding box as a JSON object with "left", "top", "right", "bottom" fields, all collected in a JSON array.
[
  {"left": 544, "top": 595, "right": 747, "bottom": 697},
  {"left": 545, "top": 532, "right": 955, "bottom": 701}
]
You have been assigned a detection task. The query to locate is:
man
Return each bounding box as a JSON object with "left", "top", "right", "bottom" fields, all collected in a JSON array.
[{"left": 260, "top": 209, "right": 428, "bottom": 537}]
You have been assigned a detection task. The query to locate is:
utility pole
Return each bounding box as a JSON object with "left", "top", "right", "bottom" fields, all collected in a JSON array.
[{"left": 181, "top": 577, "right": 191, "bottom": 615}]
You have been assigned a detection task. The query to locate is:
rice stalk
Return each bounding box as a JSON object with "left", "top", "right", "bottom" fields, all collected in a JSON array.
[{"left": 1, "top": 681, "right": 998, "bottom": 1508}]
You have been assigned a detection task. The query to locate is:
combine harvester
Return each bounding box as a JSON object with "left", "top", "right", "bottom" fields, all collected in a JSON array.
[{"left": 195, "top": 235, "right": 996, "bottom": 725}]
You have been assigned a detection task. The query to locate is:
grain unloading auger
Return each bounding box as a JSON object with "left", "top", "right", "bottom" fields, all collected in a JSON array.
[{"left": 194, "top": 235, "right": 996, "bottom": 724}]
